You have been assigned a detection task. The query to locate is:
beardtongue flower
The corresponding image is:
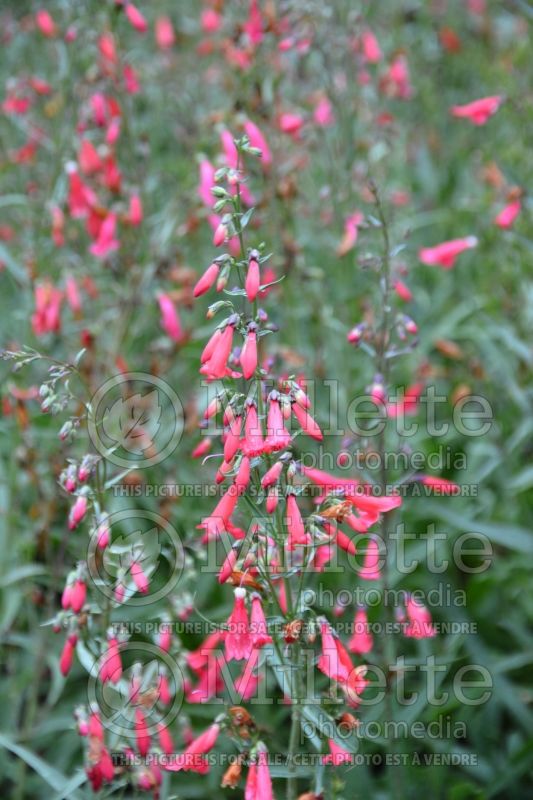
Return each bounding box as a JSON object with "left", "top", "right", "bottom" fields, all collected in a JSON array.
[
  {"left": 405, "top": 595, "right": 436, "bottom": 638},
  {"left": 213, "top": 222, "right": 228, "bottom": 247},
  {"left": 157, "top": 292, "right": 183, "bottom": 342},
  {"left": 155, "top": 16, "right": 175, "bottom": 49},
  {"left": 158, "top": 721, "right": 174, "bottom": 754},
  {"left": 361, "top": 29, "right": 382, "bottom": 63},
  {"left": 59, "top": 634, "right": 77, "bottom": 676},
  {"left": 70, "top": 579, "right": 87, "bottom": 613},
  {"left": 240, "top": 324, "right": 258, "bottom": 379},
  {"left": 418, "top": 236, "right": 478, "bottom": 269},
  {"left": 194, "top": 261, "right": 220, "bottom": 297},
  {"left": 291, "top": 400, "right": 323, "bottom": 441},
  {"left": 125, "top": 3, "right": 148, "bottom": 33},
  {"left": 135, "top": 708, "right": 151, "bottom": 757},
  {"left": 285, "top": 493, "right": 310, "bottom": 550},
  {"left": 218, "top": 543, "right": 240, "bottom": 584},
  {"left": 164, "top": 723, "right": 220, "bottom": 772},
  {"left": 245, "top": 744, "right": 274, "bottom": 800},
  {"left": 317, "top": 620, "right": 352, "bottom": 683},
  {"left": 220, "top": 129, "right": 239, "bottom": 169},
  {"left": 245, "top": 253, "right": 261, "bottom": 302},
  {"left": 225, "top": 587, "right": 253, "bottom": 661},
  {"left": 322, "top": 738, "right": 354, "bottom": 765},
  {"left": 131, "top": 560, "right": 149, "bottom": 594},
  {"left": 224, "top": 414, "right": 243, "bottom": 461},
  {"left": 242, "top": 401, "right": 264, "bottom": 457},
  {"left": 99, "top": 637, "right": 122, "bottom": 684},
  {"left": 89, "top": 213, "right": 119, "bottom": 258},
  {"left": 494, "top": 199, "right": 521, "bottom": 229},
  {"left": 359, "top": 537, "right": 382, "bottom": 580},
  {"left": 450, "top": 95, "right": 502, "bottom": 125},
  {"left": 261, "top": 460, "right": 283, "bottom": 489},
  {"left": 68, "top": 495, "right": 88, "bottom": 530},
  {"left": 128, "top": 193, "right": 143, "bottom": 226},
  {"left": 250, "top": 594, "right": 272, "bottom": 648},
  {"left": 264, "top": 392, "right": 291, "bottom": 452},
  {"left": 348, "top": 608, "right": 373, "bottom": 654},
  {"left": 201, "top": 320, "right": 236, "bottom": 379},
  {"left": 243, "top": 119, "right": 272, "bottom": 168},
  {"left": 198, "top": 158, "right": 216, "bottom": 208},
  {"left": 36, "top": 9, "right": 56, "bottom": 37}
]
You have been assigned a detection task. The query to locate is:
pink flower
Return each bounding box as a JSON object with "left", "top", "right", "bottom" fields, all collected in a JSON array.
[
  {"left": 220, "top": 129, "right": 239, "bottom": 169},
  {"left": 59, "top": 635, "right": 77, "bottom": 676},
  {"left": 70, "top": 579, "right": 87, "bottom": 613},
  {"left": 125, "top": 3, "right": 148, "bottom": 33},
  {"left": 404, "top": 596, "right": 436, "bottom": 639},
  {"left": 278, "top": 112, "right": 304, "bottom": 137},
  {"left": 32, "top": 282, "right": 63, "bottom": 336},
  {"left": 135, "top": 708, "right": 151, "bottom": 757},
  {"left": 165, "top": 723, "right": 220, "bottom": 772},
  {"left": 337, "top": 211, "right": 364, "bottom": 256},
  {"left": 242, "top": 401, "right": 264, "bottom": 457},
  {"left": 99, "top": 637, "right": 122, "bottom": 684},
  {"left": 198, "top": 158, "right": 216, "bottom": 208},
  {"left": 201, "top": 9, "right": 222, "bottom": 34},
  {"left": 348, "top": 608, "right": 373, "bottom": 654},
  {"left": 261, "top": 460, "right": 283, "bottom": 489},
  {"left": 213, "top": 222, "right": 228, "bottom": 247},
  {"left": 314, "top": 96, "right": 335, "bottom": 127},
  {"left": 218, "top": 544, "right": 239, "bottom": 584},
  {"left": 322, "top": 738, "right": 354, "bottom": 765},
  {"left": 494, "top": 199, "right": 521, "bottom": 229},
  {"left": 359, "top": 537, "right": 382, "bottom": 580},
  {"left": 79, "top": 139, "right": 102, "bottom": 175},
  {"left": 245, "top": 745, "right": 274, "bottom": 799},
  {"left": 240, "top": 326, "right": 258, "bottom": 379},
  {"left": 194, "top": 261, "right": 220, "bottom": 297},
  {"left": 89, "top": 213, "right": 119, "bottom": 258},
  {"left": 131, "top": 561, "right": 149, "bottom": 594},
  {"left": 418, "top": 236, "right": 478, "bottom": 269},
  {"left": 264, "top": 393, "right": 291, "bottom": 452},
  {"left": 67, "top": 167, "right": 96, "bottom": 218},
  {"left": 155, "top": 16, "right": 175, "bottom": 49},
  {"left": 384, "top": 55, "right": 413, "bottom": 99},
  {"left": 225, "top": 588, "right": 252, "bottom": 661},
  {"left": 157, "top": 293, "right": 183, "bottom": 342},
  {"left": 291, "top": 401, "right": 323, "bottom": 441},
  {"left": 361, "top": 30, "right": 382, "bottom": 63},
  {"left": 450, "top": 95, "right": 502, "bottom": 125},
  {"left": 36, "top": 9, "right": 56, "bottom": 37},
  {"left": 128, "top": 193, "right": 143, "bottom": 226},
  {"left": 243, "top": 120, "right": 272, "bottom": 168},
  {"left": 245, "top": 255, "right": 261, "bottom": 302},
  {"left": 250, "top": 595, "right": 272, "bottom": 648},
  {"left": 419, "top": 475, "right": 460, "bottom": 495},
  {"left": 201, "top": 321, "right": 236, "bottom": 379},
  {"left": 158, "top": 722, "right": 174, "bottom": 754},
  {"left": 243, "top": 0, "right": 264, "bottom": 46},
  {"left": 394, "top": 279, "right": 413, "bottom": 302},
  {"left": 285, "top": 493, "right": 309, "bottom": 551},
  {"left": 317, "top": 620, "right": 352, "bottom": 683},
  {"left": 68, "top": 496, "right": 87, "bottom": 530}
]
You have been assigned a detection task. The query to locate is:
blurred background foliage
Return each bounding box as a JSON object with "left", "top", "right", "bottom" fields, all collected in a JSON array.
[{"left": 0, "top": 1, "right": 532, "bottom": 798}]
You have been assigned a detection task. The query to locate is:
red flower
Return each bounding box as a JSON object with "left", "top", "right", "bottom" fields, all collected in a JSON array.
[
  {"left": 264, "top": 392, "right": 291, "bottom": 452},
  {"left": 450, "top": 95, "right": 502, "bottom": 125},
  {"left": 419, "top": 236, "right": 477, "bottom": 269},
  {"left": 164, "top": 723, "right": 220, "bottom": 772},
  {"left": 225, "top": 587, "right": 253, "bottom": 661}
]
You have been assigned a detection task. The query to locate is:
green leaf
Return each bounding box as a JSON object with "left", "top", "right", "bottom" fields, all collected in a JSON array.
[{"left": 0, "top": 733, "right": 83, "bottom": 798}]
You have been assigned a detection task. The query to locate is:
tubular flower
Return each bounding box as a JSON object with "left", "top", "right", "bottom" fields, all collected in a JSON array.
[
  {"left": 359, "top": 537, "right": 382, "bottom": 580},
  {"left": 450, "top": 95, "right": 502, "bottom": 125},
  {"left": 99, "top": 637, "right": 122, "bottom": 684},
  {"left": 245, "top": 745, "right": 274, "bottom": 800},
  {"left": 285, "top": 493, "right": 310, "bottom": 550},
  {"left": 164, "top": 723, "right": 221, "bottom": 772},
  {"left": 264, "top": 392, "right": 291, "bottom": 452},
  {"left": 225, "top": 587, "right": 253, "bottom": 661},
  {"left": 242, "top": 401, "right": 264, "bottom": 457},
  {"left": 404, "top": 596, "right": 436, "bottom": 639},
  {"left": 240, "top": 325, "right": 258, "bottom": 379},
  {"left": 250, "top": 594, "right": 272, "bottom": 649},
  {"left": 419, "top": 236, "right": 478, "bottom": 269},
  {"left": 194, "top": 261, "right": 220, "bottom": 297},
  {"left": 348, "top": 608, "right": 373, "bottom": 654}
]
